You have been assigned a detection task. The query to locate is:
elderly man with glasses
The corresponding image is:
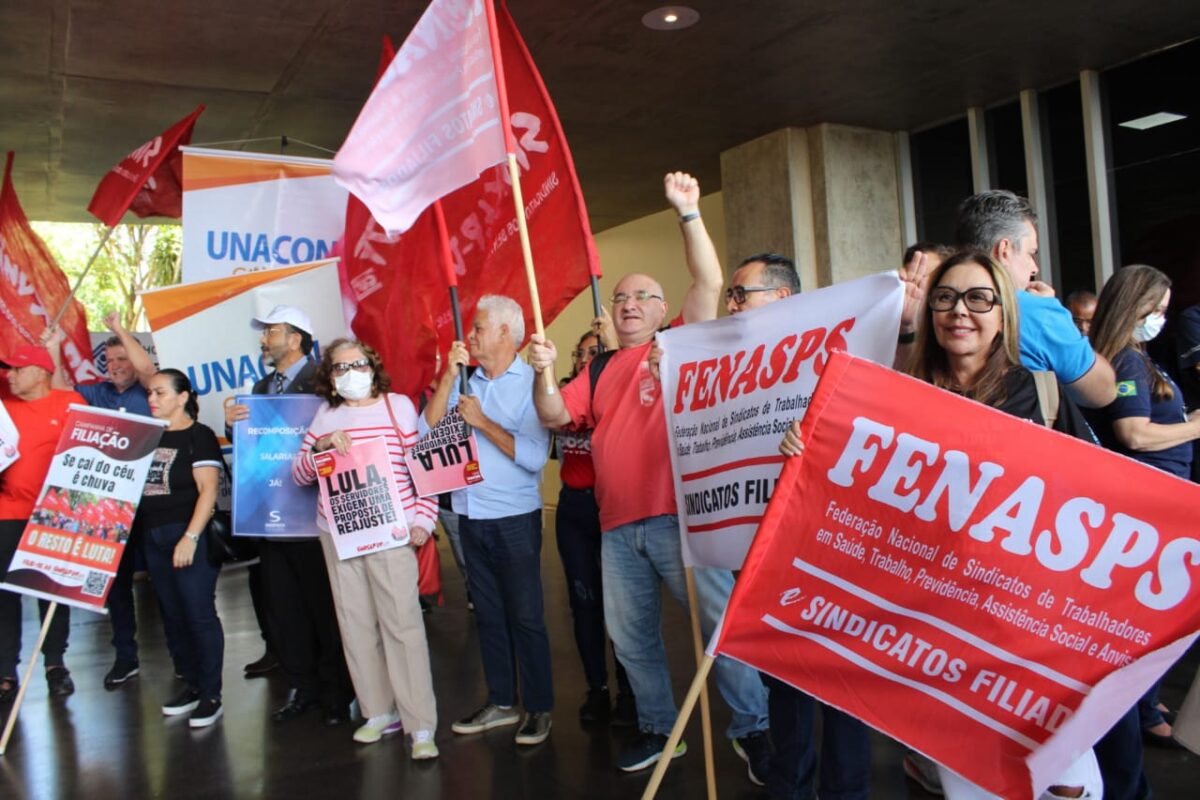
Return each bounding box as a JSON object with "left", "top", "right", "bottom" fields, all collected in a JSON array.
[{"left": 529, "top": 172, "right": 772, "bottom": 781}]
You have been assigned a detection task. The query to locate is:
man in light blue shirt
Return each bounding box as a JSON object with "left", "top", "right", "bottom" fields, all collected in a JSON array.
[{"left": 422, "top": 294, "right": 553, "bottom": 746}]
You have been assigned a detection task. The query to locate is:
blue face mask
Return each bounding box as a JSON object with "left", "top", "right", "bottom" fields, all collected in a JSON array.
[{"left": 1132, "top": 312, "right": 1166, "bottom": 343}]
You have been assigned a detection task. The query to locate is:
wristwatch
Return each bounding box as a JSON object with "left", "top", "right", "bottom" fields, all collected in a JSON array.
[{"left": 184, "top": 531, "right": 200, "bottom": 543}]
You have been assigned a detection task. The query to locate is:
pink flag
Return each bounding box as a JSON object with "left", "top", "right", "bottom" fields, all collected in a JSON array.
[{"left": 333, "top": 0, "right": 507, "bottom": 235}]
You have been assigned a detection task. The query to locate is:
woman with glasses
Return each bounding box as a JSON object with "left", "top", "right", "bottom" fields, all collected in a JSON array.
[
  {"left": 291, "top": 339, "right": 440, "bottom": 759},
  {"left": 783, "top": 251, "right": 1098, "bottom": 799},
  {"left": 1084, "top": 265, "right": 1197, "bottom": 761}
]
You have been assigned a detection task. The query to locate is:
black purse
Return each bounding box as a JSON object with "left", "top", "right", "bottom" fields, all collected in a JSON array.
[{"left": 205, "top": 506, "right": 237, "bottom": 567}]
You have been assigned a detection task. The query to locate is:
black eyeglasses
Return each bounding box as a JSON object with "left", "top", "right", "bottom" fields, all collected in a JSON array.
[
  {"left": 611, "top": 290, "right": 663, "bottom": 305},
  {"left": 725, "top": 285, "right": 777, "bottom": 304},
  {"left": 572, "top": 346, "right": 600, "bottom": 360},
  {"left": 330, "top": 359, "right": 372, "bottom": 375},
  {"left": 928, "top": 286, "right": 1000, "bottom": 313}
]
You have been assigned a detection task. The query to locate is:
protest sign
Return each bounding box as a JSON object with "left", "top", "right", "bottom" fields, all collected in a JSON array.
[
  {"left": 231, "top": 395, "right": 322, "bottom": 537},
  {"left": 181, "top": 147, "right": 348, "bottom": 283},
  {"left": 0, "top": 398, "right": 18, "bottom": 473},
  {"left": 313, "top": 437, "right": 410, "bottom": 560},
  {"left": 140, "top": 259, "right": 346, "bottom": 442},
  {"left": 406, "top": 408, "right": 483, "bottom": 497},
  {"left": 1, "top": 406, "right": 165, "bottom": 611},
  {"left": 658, "top": 272, "right": 903, "bottom": 569},
  {"left": 712, "top": 352, "right": 1200, "bottom": 799}
]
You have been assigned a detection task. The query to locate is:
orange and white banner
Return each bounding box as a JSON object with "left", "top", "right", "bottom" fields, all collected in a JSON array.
[
  {"left": 712, "top": 352, "right": 1200, "bottom": 799},
  {"left": 140, "top": 260, "right": 346, "bottom": 441},
  {"left": 181, "top": 148, "right": 348, "bottom": 282}
]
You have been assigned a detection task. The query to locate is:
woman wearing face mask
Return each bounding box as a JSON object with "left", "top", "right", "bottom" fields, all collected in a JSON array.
[
  {"left": 291, "top": 339, "right": 440, "bottom": 758},
  {"left": 1085, "top": 264, "right": 1200, "bottom": 755}
]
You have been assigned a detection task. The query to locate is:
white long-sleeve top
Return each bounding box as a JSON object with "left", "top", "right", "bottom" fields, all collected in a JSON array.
[{"left": 292, "top": 393, "right": 438, "bottom": 534}]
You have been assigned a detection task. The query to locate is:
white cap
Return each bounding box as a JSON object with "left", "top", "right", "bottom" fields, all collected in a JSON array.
[{"left": 251, "top": 304, "right": 313, "bottom": 336}]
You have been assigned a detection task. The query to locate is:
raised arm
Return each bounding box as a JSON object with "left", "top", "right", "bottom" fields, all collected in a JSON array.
[
  {"left": 423, "top": 341, "right": 468, "bottom": 428},
  {"left": 105, "top": 312, "right": 157, "bottom": 387},
  {"left": 665, "top": 172, "right": 723, "bottom": 324},
  {"left": 528, "top": 334, "right": 572, "bottom": 429}
]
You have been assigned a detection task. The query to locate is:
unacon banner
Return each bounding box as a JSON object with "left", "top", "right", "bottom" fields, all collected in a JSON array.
[
  {"left": 712, "top": 353, "right": 1200, "bottom": 799},
  {"left": 181, "top": 147, "right": 348, "bottom": 282},
  {"left": 658, "top": 272, "right": 903, "bottom": 569},
  {"left": 139, "top": 260, "right": 346, "bottom": 442},
  {"left": 1, "top": 406, "right": 165, "bottom": 611}
]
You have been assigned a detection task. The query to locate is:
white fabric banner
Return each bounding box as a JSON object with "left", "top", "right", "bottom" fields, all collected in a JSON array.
[
  {"left": 658, "top": 272, "right": 904, "bottom": 569},
  {"left": 0, "top": 397, "right": 19, "bottom": 473},
  {"left": 139, "top": 260, "right": 347, "bottom": 441},
  {"left": 181, "top": 147, "right": 348, "bottom": 283}
]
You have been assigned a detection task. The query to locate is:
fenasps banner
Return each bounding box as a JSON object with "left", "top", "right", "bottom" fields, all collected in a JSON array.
[
  {"left": 231, "top": 395, "right": 323, "bottom": 537},
  {"left": 1, "top": 406, "right": 165, "bottom": 611},
  {"left": 407, "top": 408, "right": 483, "bottom": 497},
  {"left": 314, "top": 437, "right": 410, "bottom": 560},
  {"left": 140, "top": 260, "right": 346, "bottom": 443},
  {"left": 657, "top": 272, "right": 902, "bottom": 569},
  {"left": 181, "top": 147, "right": 347, "bottom": 283},
  {"left": 712, "top": 353, "right": 1200, "bottom": 799}
]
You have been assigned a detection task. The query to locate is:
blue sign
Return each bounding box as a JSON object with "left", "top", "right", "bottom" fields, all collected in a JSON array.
[{"left": 231, "top": 395, "right": 324, "bottom": 537}]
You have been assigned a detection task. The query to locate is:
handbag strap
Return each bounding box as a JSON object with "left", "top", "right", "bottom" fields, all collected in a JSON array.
[{"left": 382, "top": 393, "right": 404, "bottom": 440}]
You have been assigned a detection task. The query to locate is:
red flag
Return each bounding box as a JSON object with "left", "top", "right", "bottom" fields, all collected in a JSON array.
[
  {"left": 87, "top": 105, "right": 204, "bottom": 226},
  {"left": 0, "top": 153, "right": 99, "bottom": 386},
  {"left": 340, "top": 3, "right": 599, "bottom": 399}
]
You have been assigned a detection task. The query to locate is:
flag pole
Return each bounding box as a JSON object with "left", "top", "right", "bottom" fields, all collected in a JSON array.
[
  {"left": 686, "top": 568, "right": 719, "bottom": 800},
  {"left": 50, "top": 224, "right": 115, "bottom": 329},
  {"left": 590, "top": 275, "right": 606, "bottom": 353},
  {"left": 641, "top": 649, "right": 717, "bottom": 800},
  {"left": 483, "top": 0, "right": 555, "bottom": 394},
  {"left": 434, "top": 200, "right": 470, "bottom": 396},
  {"left": 0, "top": 602, "right": 60, "bottom": 755}
]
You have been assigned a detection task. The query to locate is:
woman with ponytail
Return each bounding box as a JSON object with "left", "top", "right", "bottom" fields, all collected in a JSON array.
[{"left": 141, "top": 368, "right": 226, "bottom": 728}]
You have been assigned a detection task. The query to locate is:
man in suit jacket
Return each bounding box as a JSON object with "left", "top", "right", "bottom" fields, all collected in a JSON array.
[{"left": 224, "top": 305, "right": 353, "bottom": 726}]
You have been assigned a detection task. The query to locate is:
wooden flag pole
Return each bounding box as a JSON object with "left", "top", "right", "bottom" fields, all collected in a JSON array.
[
  {"left": 685, "top": 567, "right": 719, "bottom": 800},
  {"left": 0, "top": 602, "right": 60, "bottom": 755},
  {"left": 640, "top": 650, "right": 717, "bottom": 800},
  {"left": 50, "top": 225, "right": 115, "bottom": 329}
]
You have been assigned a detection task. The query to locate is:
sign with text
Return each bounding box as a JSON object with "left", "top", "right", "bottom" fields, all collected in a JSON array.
[
  {"left": 712, "top": 353, "right": 1200, "bottom": 799},
  {"left": 0, "top": 397, "right": 18, "bottom": 473},
  {"left": 407, "top": 409, "right": 483, "bottom": 497},
  {"left": 658, "top": 272, "right": 903, "bottom": 568},
  {"left": 231, "top": 394, "right": 323, "bottom": 537},
  {"left": 1, "top": 406, "right": 165, "bottom": 611},
  {"left": 314, "top": 437, "right": 409, "bottom": 560}
]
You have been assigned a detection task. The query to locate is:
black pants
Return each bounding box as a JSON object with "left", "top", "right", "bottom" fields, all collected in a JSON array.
[
  {"left": 0, "top": 519, "right": 70, "bottom": 677},
  {"left": 260, "top": 539, "right": 352, "bottom": 708},
  {"left": 106, "top": 518, "right": 144, "bottom": 664},
  {"left": 555, "top": 486, "right": 630, "bottom": 694},
  {"left": 242, "top": 537, "right": 274, "bottom": 655}
]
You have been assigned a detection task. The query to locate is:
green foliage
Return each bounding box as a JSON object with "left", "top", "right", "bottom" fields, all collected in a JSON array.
[{"left": 30, "top": 222, "right": 182, "bottom": 330}]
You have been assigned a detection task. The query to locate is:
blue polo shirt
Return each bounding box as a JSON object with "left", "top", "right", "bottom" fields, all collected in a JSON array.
[
  {"left": 1016, "top": 292, "right": 1095, "bottom": 384},
  {"left": 419, "top": 356, "right": 549, "bottom": 520},
  {"left": 76, "top": 381, "right": 151, "bottom": 416}
]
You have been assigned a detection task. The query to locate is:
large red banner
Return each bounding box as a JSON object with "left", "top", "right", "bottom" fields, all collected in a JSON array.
[
  {"left": 714, "top": 352, "right": 1200, "bottom": 799},
  {"left": 340, "top": 2, "right": 598, "bottom": 400},
  {"left": 0, "top": 153, "right": 98, "bottom": 386}
]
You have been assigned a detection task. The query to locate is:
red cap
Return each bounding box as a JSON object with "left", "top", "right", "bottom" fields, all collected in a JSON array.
[{"left": 0, "top": 344, "right": 55, "bottom": 373}]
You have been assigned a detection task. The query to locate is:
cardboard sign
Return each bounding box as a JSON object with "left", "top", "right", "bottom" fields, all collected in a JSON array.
[
  {"left": 314, "top": 437, "right": 410, "bottom": 560},
  {"left": 0, "top": 398, "right": 19, "bottom": 473},
  {"left": 231, "top": 394, "right": 323, "bottom": 537},
  {"left": 406, "top": 408, "right": 484, "bottom": 497}
]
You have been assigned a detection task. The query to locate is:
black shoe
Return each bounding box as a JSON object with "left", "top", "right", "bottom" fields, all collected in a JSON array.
[
  {"left": 611, "top": 692, "right": 637, "bottom": 729},
  {"left": 190, "top": 697, "right": 223, "bottom": 728},
  {"left": 46, "top": 667, "right": 75, "bottom": 697},
  {"left": 0, "top": 677, "right": 18, "bottom": 704},
  {"left": 1143, "top": 728, "right": 1187, "bottom": 750},
  {"left": 272, "top": 691, "right": 317, "bottom": 722},
  {"left": 162, "top": 687, "right": 201, "bottom": 716},
  {"left": 322, "top": 704, "right": 350, "bottom": 727},
  {"left": 733, "top": 730, "right": 772, "bottom": 787},
  {"left": 104, "top": 659, "right": 140, "bottom": 689},
  {"left": 579, "top": 687, "right": 610, "bottom": 724},
  {"left": 616, "top": 730, "right": 687, "bottom": 772},
  {"left": 243, "top": 651, "right": 278, "bottom": 676}
]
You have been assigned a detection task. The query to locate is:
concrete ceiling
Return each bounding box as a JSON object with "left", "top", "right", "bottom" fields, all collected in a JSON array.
[{"left": 3, "top": 0, "right": 1199, "bottom": 231}]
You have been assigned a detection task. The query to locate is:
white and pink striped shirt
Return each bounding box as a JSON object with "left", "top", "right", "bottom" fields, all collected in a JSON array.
[{"left": 292, "top": 393, "right": 438, "bottom": 534}]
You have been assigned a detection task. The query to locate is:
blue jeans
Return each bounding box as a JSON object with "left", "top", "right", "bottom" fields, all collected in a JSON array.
[
  {"left": 459, "top": 510, "right": 554, "bottom": 712},
  {"left": 106, "top": 519, "right": 144, "bottom": 663},
  {"left": 143, "top": 521, "right": 224, "bottom": 700},
  {"left": 601, "top": 514, "right": 768, "bottom": 738},
  {"left": 765, "top": 676, "right": 870, "bottom": 800},
  {"left": 1094, "top": 705, "right": 1150, "bottom": 800}
]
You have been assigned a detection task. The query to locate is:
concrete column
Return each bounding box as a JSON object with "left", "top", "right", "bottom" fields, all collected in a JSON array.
[{"left": 720, "top": 124, "right": 904, "bottom": 289}]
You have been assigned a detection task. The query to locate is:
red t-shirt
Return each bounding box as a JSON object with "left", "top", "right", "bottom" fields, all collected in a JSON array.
[
  {"left": 560, "top": 341, "right": 676, "bottom": 531},
  {"left": 557, "top": 426, "right": 596, "bottom": 490},
  {"left": 0, "top": 389, "right": 85, "bottom": 520}
]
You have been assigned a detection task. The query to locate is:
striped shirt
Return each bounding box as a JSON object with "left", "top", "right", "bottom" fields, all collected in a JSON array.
[{"left": 292, "top": 393, "right": 438, "bottom": 533}]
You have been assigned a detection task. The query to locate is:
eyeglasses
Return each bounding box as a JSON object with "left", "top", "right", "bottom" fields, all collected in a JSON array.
[
  {"left": 572, "top": 346, "right": 600, "bottom": 360},
  {"left": 928, "top": 286, "right": 1000, "bottom": 313},
  {"left": 260, "top": 326, "right": 288, "bottom": 339},
  {"left": 330, "top": 359, "right": 372, "bottom": 375},
  {"left": 725, "top": 285, "right": 777, "bottom": 304},
  {"left": 611, "top": 290, "right": 663, "bottom": 305}
]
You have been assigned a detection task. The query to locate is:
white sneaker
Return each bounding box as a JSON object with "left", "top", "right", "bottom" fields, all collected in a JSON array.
[
  {"left": 353, "top": 711, "right": 402, "bottom": 744},
  {"left": 411, "top": 729, "right": 439, "bottom": 760}
]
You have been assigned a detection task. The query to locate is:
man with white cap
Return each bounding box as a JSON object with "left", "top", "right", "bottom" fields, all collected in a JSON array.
[
  {"left": 0, "top": 345, "right": 85, "bottom": 703},
  {"left": 224, "top": 304, "right": 354, "bottom": 727}
]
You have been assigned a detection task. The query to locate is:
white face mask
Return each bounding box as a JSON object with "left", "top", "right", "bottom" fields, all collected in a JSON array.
[
  {"left": 1132, "top": 312, "right": 1166, "bottom": 343},
  {"left": 334, "top": 370, "right": 374, "bottom": 400}
]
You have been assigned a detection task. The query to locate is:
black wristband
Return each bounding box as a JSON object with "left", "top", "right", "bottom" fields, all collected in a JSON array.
[
  {"left": 679, "top": 211, "right": 701, "bottom": 223},
  {"left": 897, "top": 330, "right": 916, "bottom": 344}
]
